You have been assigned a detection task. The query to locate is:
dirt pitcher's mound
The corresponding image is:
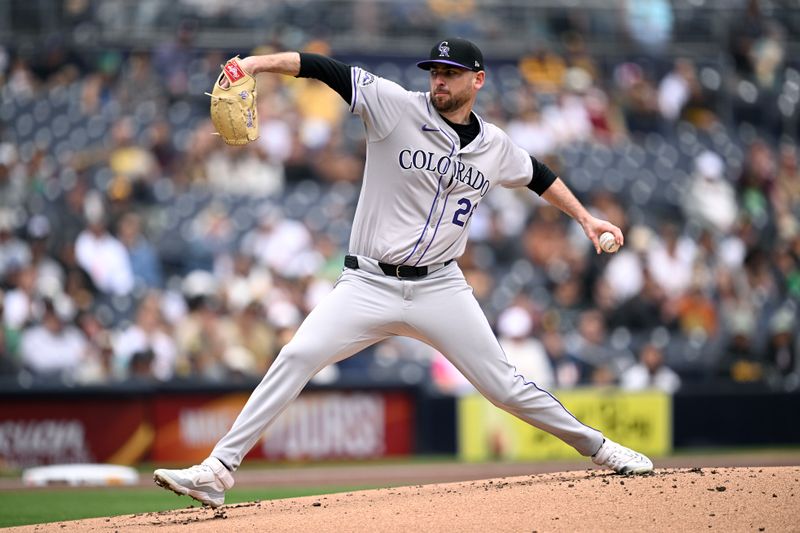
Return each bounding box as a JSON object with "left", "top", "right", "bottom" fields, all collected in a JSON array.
[{"left": 11, "top": 467, "right": 800, "bottom": 532}]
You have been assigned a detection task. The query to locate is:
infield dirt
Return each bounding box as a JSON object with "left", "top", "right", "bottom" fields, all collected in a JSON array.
[{"left": 8, "top": 466, "right": 799, "bottom": 532}]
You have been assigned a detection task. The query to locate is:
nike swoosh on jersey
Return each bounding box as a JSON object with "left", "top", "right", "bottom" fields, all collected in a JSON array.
[{"left": 421, "top": 124, "right": 439, "bottom": 132}]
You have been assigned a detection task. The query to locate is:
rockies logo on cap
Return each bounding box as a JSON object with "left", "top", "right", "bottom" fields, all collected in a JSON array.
[{"left": 417, "top": 37, "right": 484, "bottom": 72}]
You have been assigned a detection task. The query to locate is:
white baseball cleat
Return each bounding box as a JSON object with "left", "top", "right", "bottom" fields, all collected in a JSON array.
[
  {"left": 591, "top": 438, "right": 653, "bottom": 475},
  {"left": 153, "top": 457, "right": 235, "bottom": 508}
]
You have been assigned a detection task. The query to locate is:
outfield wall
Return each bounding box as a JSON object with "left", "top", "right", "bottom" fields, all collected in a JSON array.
[{"left": 1, "top": 383, "right": 797, "bottom": 467}]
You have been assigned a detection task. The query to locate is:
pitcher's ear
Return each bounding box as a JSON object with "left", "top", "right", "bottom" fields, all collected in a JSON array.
[{"left": 474, "top": 70, "right": 485, "bottom": 89}]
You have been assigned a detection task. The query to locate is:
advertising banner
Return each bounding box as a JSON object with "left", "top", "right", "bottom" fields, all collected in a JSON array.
[
  {"left": 458, "top": 389, "right": 671, "bottom": 461},
  {"left": 151, "top": 391, "right": 414, "bottom": 463},
  {"left": 0, "top": 397, "right": 151, "bottom": 467}
]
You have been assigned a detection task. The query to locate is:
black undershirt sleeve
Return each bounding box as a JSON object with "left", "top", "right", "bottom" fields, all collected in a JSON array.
[
  {"left": 527, "top": 156, "right": 558, "bottom": 195},
  {"left": 297, "top": 52, "right": 352, "bottom": 104}
]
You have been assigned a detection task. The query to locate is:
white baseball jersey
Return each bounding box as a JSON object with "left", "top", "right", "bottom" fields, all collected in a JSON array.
[{"left": 347, "top": 67, "right": 533, "bottom": 266}]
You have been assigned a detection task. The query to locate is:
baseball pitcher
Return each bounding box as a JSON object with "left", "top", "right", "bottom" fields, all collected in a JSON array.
[{"left": 154, "top": 37, "right": 652, "bottom": 508}]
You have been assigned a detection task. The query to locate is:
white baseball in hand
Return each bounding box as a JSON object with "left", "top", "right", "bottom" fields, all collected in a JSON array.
[{"left": 599, "top": 231, "right": 620, "bottom": 253}]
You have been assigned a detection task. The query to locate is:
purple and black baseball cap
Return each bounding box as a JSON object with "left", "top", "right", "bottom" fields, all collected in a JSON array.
[{"left": 417, "top": 37, "right": 484, "bottom": 72}]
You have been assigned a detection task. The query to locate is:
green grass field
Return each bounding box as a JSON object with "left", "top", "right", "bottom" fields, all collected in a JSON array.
[{"left": 0, "top": 485, "right": 375, "bottom": 528}]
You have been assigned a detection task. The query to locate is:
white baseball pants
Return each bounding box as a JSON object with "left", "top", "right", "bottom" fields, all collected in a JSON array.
[{"left": 212, "top": 257, "right": 604, "bottom": 469}]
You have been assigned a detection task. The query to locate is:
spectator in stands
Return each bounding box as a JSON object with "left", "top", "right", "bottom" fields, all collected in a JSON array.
[
  {"left": 522, "top": 205, "right": 572, "bottom": 270},
  {"left": 646, "top": 221, "right": 697, "bottom": 297},
  {"left": 774, "top": 143, "right": 800, "bottom": 240},
  {"left": 742, "top": 248, "right": 781, "bottom": 312},
  {"left": 128, "top": 349, "right": 157, "bottom": 382},
  {"left": 117, "top": 212, "right": 163, "bottom": 288},
  {"left": 47, "top": 178, "right": 89, "bottom": 261},
  {"left": 551, "top": 273, "right": 587, "bottom": 332},
  {"left": 220, "top": 301, "right": 278, "bottom": 376},
  {"left": 0, "top": 290, "right": 20, "bottom": 376},
  {"left": 544, "top": 69, "right": 594, "bottom": 147},
  {"left": 108, "top": 116, "right": 160, "bottom": 197},
  {"left": 738, "top": 139, "right": 777, "bottom": 233},
  {"left": 206, "top": 143, "right": 284, "bottom": 196},
  {"left": 74, "top": 311, "right": 114, "bottom": 383},
  {"left": 30, "top": 35, "right": 86, "bottom": 83},
  {"left": 729, "top": 0, "right": 768, "bottom": 77},
  {"left": 0, "top": 323, "right": 17, "bottom": 376},
  {"left": 0, "top": 209, "right": 30, "bottom": 282},
  {"left": 310, "top": 233, "right": 348, "bottom": 283},
  {"left": 175, "top": 122, "right": 216, "bottom": 189},
  {"left": 289, "top": 40, "right": 347, "bottom": 150},
  {"left": 153, "top": 19, "right": 197, "bottom": 97},
  {"left": 113, "top": 292, "right": 177, "bottom": 381},
  {"left": 216, "top": 254, "right": 277, "bottom": 375},
  {"left": 657, "top": 58, "right": 701, "bottom": 123},
  {"left": 518, "top": 47, "right": 566, "bottom": 95},
  {"left": 0, "top": 142, "right": 18, "bottom": 209},
  {"left": 764, "top": 306, "right": 797, "bottom": 381},
  {"left": 430, "top": 349, "right": 473, "bottom": 395},
  {"left": 74, "top": 193, "right": 134, "bottom": 296},
  {"left": 146, "top": 120, "right": 179, "bottom": 178},
  {"left": 0, "top": 45, "right": 9, "bottom": 84},
  {"left": 5, "top": 56, "right": 36, "bottom": 97},
  {"left": 117, "top": 50, "right": 164, "bottom": 116},
  {"left": 750, "top": 21, "right": 785, "bottom": 92},
  {"left": 3, "top": 265, "right": 37, "bottom": 331},
  {"left": 497, "top": 305, "right": 554, "bottom": 389},
  {"left": 621, "top": 341, "right": 681, "bottom": 393},
  {"left": 241, "top": 208, "right": 315, "bottom": 278},
  {"left": 683, "top": 150, "right": 738, "bottom": 235},
  {"left": 615, "top": 64, "right": 661, "bottom": 135},
  {"left": 719, "top": 307, "right": 764, "bottom": 383},
  {"left": 174, "top": 272, "right": 229, "bottom": 379},
  {"left": 19, "top": 298, "right": 88, "bottom": 379},
  {"left": 80, "top": 52, "right": 120, "bottom": 115},
  {"left": 455, "top": 243, "right": 495, "bottom": 306},
  {"left": 256, "top": 98, "right": 294, "bottom": 167},
  {"left": 562, "top": 31, "right": 600, "bottom": 83},
  {"left": 541, "top": 328, "right": 586, "bottom": 388},
  {"left": 220, "top": 345, "right": 259, "bottom": 382},
  {"left": 506, "top": 89, "right": 557, "bottom": 157},
  {"left": 718, "top": 220, "right": 750, "bottom": 271},
  {"left": 311, "top": 129, "right": 365, "bottom": 184},
  {"left": 589, "top": 364, "right": 618, "bottom": 387},
  {"left": 601, "top": 225, "right": 645, "bottom": 301},
  {"left": 26, "top": 215, "right": 64, "bottom": 293},
  {"left": 772, "top": 240, "right": 800, "bottom": 301},
  {"left": 584, "top": 87, "right": 627, "bottom": 144},
  {"left": 566, "top": 309, "right": 633, "bottom": 377},
  {"left": 610, "top": 266, "right": 674, "bottom": 334}
]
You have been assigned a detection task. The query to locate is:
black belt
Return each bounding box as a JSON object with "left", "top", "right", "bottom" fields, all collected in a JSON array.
[{"left": 344, "top": 255, "right": 453, "bottom": 279}]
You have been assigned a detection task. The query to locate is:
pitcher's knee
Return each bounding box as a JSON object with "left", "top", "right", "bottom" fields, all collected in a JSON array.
[
  {"left": 485, "top": 389, "right": 523, "bottom": 411},
  {"left": 274, "top": 342, "right": 326, "bottom": 373}
]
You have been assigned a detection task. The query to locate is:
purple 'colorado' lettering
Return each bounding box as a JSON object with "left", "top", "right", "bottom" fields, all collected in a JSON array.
[
  {"left": 398, "top": 149, "right": 489, "bottom": 196},
  {"left": 425, "top": 152, "right": 438, "bottom": 172}
]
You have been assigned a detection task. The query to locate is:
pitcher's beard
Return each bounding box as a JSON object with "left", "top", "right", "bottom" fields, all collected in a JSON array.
[{"left": 431, "top": 90, "right": 471, "bottom": 114}]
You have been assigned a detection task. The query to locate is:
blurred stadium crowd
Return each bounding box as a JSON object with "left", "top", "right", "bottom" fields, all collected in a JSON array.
[{"left": 1, "top": 0, "right": 799, "bottom": 393}]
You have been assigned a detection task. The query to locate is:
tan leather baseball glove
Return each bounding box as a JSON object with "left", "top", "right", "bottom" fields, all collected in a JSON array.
[{"left": 206, "top": 57, "right": 259, "bottom": 145}]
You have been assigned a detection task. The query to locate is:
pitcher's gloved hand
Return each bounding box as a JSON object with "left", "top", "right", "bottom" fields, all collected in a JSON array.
[{"left": 205, "top": 57, "right": 259, "bottom": 145}]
